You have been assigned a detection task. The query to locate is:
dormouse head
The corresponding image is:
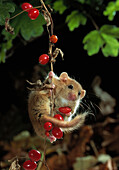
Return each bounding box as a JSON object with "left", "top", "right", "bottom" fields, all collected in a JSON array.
[{"left": 59, "top": 72, "right": 86, "bottom": 101}]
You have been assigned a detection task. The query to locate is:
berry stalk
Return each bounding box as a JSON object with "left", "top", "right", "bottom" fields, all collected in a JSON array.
[
  {"left": 40, "top": 0, "right": 54, "bottom": 35},
  {"left": 9, "top": 6, "right": 42, "bottom": 20}
]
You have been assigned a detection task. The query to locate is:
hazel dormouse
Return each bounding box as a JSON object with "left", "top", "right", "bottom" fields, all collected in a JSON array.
[{"left": 28, "top": 72, "right": 87, "bottom": 142}]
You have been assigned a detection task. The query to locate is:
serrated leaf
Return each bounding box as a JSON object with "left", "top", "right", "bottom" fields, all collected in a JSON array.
[
  {"left": 100, "top": 25, "right": 119, "bottom": 38},
  {"left": 101, "top": 33, "right": 119, "bottom": 57},
  {"left": 83, "top": 30, "right": 104, "bottom": 55},
  {"left": 1, "top": 7, "right": 46, "bottom": 63},
  {"left": 83, "top": 27, "right": 119, "bottom": 57},
  {"left": 20, "top": 12, "right": 46, "bottom": 40},
  {"left": 101, "top": 33, "right": 119, "bottom": 48},
  {"left": 103, "top": 1, "right": 117, "bottom": 21},
  {"left": 2, "top": 10, "right": 23, "bottom": 41},
  {"left": 2, "top": 9, "right": 46, "bottom": 41},
  {"left": 66, "top": 10, "right": 87, "bottom": 31},
  {"left": 53, "top": 0, "right": 67, "bottom": 14},
  {"left": 0, "top": 2, "right": 15, "bottom": 25}
]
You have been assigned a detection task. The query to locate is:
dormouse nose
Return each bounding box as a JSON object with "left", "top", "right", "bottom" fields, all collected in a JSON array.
[{"left": 68, "top": 93, "right": 77, "bottom": 101}]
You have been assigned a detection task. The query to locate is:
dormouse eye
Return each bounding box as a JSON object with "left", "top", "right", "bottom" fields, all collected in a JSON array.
[
  {"left": 68, "top": 85, "right": 73, "bottom": 89},
  {"left": 78, "top": 91, "right": 81, "bottom": 95}
]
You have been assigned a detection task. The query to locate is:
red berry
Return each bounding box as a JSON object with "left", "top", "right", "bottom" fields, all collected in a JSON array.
[
  {"left": 28, "top": 8, "right": 39, "bottom": 20},
  {"left": 50, "top": 35, "right": 58, "bottom": 43},
  {"left": 59, "top": 107, "right": 71, "bottom": 114},
  {"left": 21, "top": 3, "right": 33, "bottom": 12},
  {"left": 28, "top": 149, "right": 41, "bottom": 162},
  {"left": 44, "top": 122, "right": 52, "bottom": 131},
  {"left": 23, "top": 160, "right": 37, "bottom": 170},
  {"left": 52, "top": 127, "right": 63, "bottom": 139},
  {"left": 45, "top": 131, "right": 50, "bottom": 137},
  {"left": 39, "top": 54, "right": 49, "bottom": 65},
  {"left": 54, "top": 114, "right": 64, "bottom": 121}
]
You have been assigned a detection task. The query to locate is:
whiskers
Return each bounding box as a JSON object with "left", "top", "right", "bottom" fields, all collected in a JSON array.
[
  {"left": 80, "top": 101, "right": 96, "bottom": 120},
  {"left": 79, "top": 92, "right": 102, "bottom": 122}
]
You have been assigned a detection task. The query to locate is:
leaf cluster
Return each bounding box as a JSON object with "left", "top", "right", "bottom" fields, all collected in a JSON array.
[
  {"left": 0, "top": 0, "right": 46, "bottom": 62},
  {"left": 103, "top": 0, "right": 119, "bottom": 21},
  {"left": 83, "top": 25, "right": 119, "bottom": 57},
  {"left": 53, "top": 0, "right": 119, "bottom": 57},
  {"left": 1, "top": 0, "right": 119, "bottom": 63}
]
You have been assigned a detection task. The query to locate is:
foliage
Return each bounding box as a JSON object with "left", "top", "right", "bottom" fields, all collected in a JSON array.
[
  {"left": 0, "top": 0, "right": 15, "bottom": 25},
  {"left": 1, "top": 0, "right": 119, "bottom": 63},
  {"left": 103, "top": 0, "right": 119, "bottom": 21},
  {"left": 2, "top": 9, "right": 46, "bottom": 41},
  {"left": 53, "top": 0, "right": 67, "bottom": 14},
  {"left": 83, "top": 25, "right": 119, "bottom": 57},
  {"left": 66, "top": 10, "right": 87, "bottom": 31},
  {"left": 0, "top": 0, "right": 46, "bottom": 62},
  {"left": 53, "top": 0, "right": 119, "bottom": 57}
]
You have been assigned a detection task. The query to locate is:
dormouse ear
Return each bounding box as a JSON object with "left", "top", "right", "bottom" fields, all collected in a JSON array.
[
  {"left": 80, "top": 90, "right": 86, "bottom": 99},
  {"left": 60, "top": 72, "right": 69, "bottom": 82}
]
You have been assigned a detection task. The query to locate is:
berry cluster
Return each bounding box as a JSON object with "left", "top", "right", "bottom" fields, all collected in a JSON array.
[
  {"left": 39, "top": 35, "right": 58, "bottom": 65},
  {"left": 21, "top": 3, "right": 39, "bottom": 20},
  {"left": 23, "top": 150, "right": 41, "bottom": 170},
  {"left": 44, "top": 114, "right": 63, "bottom": 140},
  {"left": 44, "top": 107, "right": 71, "bottom": 142}
]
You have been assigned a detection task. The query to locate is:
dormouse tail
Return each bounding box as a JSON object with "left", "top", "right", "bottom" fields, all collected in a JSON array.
[{"left": 42, "top": 112, "right": 87, "bottom": 132}]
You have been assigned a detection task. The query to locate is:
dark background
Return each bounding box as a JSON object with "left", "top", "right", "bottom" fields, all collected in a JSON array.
[{"left": 0, "top": 10, "right": 119, "bottom": 141}]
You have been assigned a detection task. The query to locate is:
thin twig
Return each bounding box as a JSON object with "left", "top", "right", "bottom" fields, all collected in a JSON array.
[
  {"left": 90, "top": 140, "right": 99, "bottom": 157},
  {"left": 40, "top": 0, "right": 54, "bottom": 35},
  {"left": 40, "top": 0, "right": 54, "bottom": 72},
  {"left": 85, "top": 13, "right": 99, "bottom": 30},
  {"left": 9, "top": 6, "right": 42, "bottom": 20},
  {"left": 43, "top": 137, "right": 50, "bottom": 170}
]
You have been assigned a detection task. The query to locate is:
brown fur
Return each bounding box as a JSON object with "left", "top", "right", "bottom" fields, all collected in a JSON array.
[{"left": 28, "top": 72, "right": 86, "bottom": 138}]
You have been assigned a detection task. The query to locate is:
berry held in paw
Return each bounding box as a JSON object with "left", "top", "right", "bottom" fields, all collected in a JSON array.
[
  {"left": 59, "top": 107, "right": 71, "bottom": 114},
  {"left": 44, "top": 122, "right": 53, "bottom": 131},
  {"left": 54, "top": 114, "right": 64, "bottom": 120}
]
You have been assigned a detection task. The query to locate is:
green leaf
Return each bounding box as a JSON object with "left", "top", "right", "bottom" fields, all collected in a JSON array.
[
  {"left": 0, "top": 40, "right": 12, "bottom": 63},
  {"left": 0, "top": 1, "right": 15, "bottom": 25},
  {"left": 115, "top": 0, "right": 119, "bottom": 10},
  {"left": 103, "top": 1, "right": 117, "bottom": 21},
  {"left": 2, "top": 9, "right": 46, "bottom": 41},
  {"left": 101, "top": 33, "right": 119, "bottom": 57},
  {"left": 20, "top": 12, "right": 46, "bottom": 40},
  {"left": 53, "top": 0, "right": 67, "bottom": 14},
  {"left": 83, "top": 30, "right": 104, "bottom": 55},
  {"left": 1, "top": 7, "right": 46, "bottom": 62},
  {"left": 83, "top": 25, "right": 119, "bottom": 57},
  {"left": 66, "top": 10, "right": 87, "bottom": 31},
  {"left": 100, "top": 25, "right": 119, "bottom": 38},
  {"left": 2, "top": 9, "right": 23, "bottom": 41}
]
